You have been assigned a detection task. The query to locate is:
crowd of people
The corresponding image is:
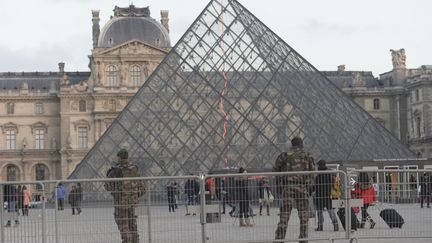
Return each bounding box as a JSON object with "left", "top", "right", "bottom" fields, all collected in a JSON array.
[
  {"left": 2, "top": 182, "right": 84, "bottom": 227},
  {"left": 2, "top": 144, "right": 431, "bottom": 243}
]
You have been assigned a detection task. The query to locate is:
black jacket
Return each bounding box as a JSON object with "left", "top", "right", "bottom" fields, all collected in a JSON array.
[
  {"left": 3, "top": 185, "right": 17, "bottom": 203},
  {"left": 420, "top": 176, "right": 431, "bottom": 195},
  {"left": 184, "top": 179, "right": 199, "bottom": 197},
  {"left": 235, "top": 178, "right": 249, "bottom": 202},
  {"left": 313, "top": 173, "right": 334, "bottom": 210}
]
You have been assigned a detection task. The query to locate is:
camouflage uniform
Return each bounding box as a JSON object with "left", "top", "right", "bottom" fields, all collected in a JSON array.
[
  {"left": 105, "top": 149, "right": 144, "bottom": 243},
  {"left": 273, "top": 146, "right": 315, "bottom": 243}
]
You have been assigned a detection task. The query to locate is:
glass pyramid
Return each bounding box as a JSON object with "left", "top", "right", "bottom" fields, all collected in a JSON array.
[{"left": 70, "top": 0, "right": 414, "bottom": 179}]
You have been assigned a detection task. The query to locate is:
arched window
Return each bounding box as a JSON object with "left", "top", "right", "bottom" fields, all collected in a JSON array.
[
  {"left": 106, "top": 65, "right": 119, "bottom": 86},
  {"left": 79, "top": 100, "right": 86, "bottom": 112},
  {"left": 6, "top": 164, "right": 19, "bottom": 181},
  {"left": 130, "top": 65, "right": 142, "bottom": 87},
  {"left": 35, "top": 164, "right": 47, "bottom": 181},
  {"left": 373, "top": 98, "right": 380, "bottom": 110},
  {"left": 35, "top": 163, "right": 48, "bottom": 189}
]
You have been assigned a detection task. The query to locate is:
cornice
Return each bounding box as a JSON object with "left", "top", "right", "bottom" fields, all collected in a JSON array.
[
  {"left": 57, "top": 93, "right": 92, "bottom": 99},
  {"left": 0, "top": 96, "right": 58, "bottom": 102}
]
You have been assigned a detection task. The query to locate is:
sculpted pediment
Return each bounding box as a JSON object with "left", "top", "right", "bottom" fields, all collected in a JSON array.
[{"left": 99, "top": 40, "right": 169, "bottom": 56}]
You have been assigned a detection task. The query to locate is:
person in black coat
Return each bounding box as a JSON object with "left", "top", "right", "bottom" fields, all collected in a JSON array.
[
  {"left": 3, "top": 184, "right": 19, "bottom": 227},
  {"left": 420, "top": 173, "right": 431, "bottom": 208},
  {"left": 167, "top": 182, "right": 177, "bottom": 212},
  {"left": 184, "top": 178, "right": 199, "bottom": 215},
  {"left": 236, "top": 167, "right": 253, "bottom": 227},
  {"left": 16, "top": 185, "right": 24, "bottom": 216},
  {"left": 313, "top": 160, "right": 339, "bottom": 231}
]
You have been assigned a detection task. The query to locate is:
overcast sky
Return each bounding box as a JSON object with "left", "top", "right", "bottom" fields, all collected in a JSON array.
[{"left": 0, "top": 0, "right": 430, "bottom": 76}]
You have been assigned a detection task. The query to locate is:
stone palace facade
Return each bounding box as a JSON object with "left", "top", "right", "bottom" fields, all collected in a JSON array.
[{"left": 0, "top": 4, "right": 430, "bottom": 182}]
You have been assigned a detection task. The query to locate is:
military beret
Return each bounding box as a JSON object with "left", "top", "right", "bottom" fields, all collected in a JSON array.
[{"left": 117, "top": 148, "right": 128, "bottom": 159}]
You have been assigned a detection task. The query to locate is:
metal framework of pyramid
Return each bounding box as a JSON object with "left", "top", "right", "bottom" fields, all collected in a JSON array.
[{"left": 70, "top": 0, "right": 414, "bottom": 179}]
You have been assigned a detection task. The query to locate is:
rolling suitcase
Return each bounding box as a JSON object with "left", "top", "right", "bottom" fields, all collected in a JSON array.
[
  {"left": 337, "top": 208, "right": 359, "bottom": 231},
  {"left": 379, "top": 208, "right": 404, "bottom": 228}
]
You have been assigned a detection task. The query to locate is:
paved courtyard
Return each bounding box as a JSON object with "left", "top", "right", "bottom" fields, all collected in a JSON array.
[{"left": 2, "top": 202, "right": 431, "bottom": 243}]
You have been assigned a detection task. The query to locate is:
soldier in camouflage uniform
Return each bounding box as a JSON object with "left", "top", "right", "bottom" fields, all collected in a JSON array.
[
  {"left": 104, "top": 149, "right": 144, "bottom": 243},
  {"left": 273, "top": 137, "right": 315, "bottom": 243}
]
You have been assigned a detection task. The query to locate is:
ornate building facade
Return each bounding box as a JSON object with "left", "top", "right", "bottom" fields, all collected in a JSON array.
[
  {"left": 0, "top": 5, "right": 170, "bottom": 182},
  {"left": 0, "top": 4, "right": 430, "bottom": 183}
]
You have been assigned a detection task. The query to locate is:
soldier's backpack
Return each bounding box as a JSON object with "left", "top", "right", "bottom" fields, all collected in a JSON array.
[
  {"left": 122, "top": 164, "right": 145, "bottom": 197},
  {"left": 107, "top": 163, "right": 145, "bottom": 197}
]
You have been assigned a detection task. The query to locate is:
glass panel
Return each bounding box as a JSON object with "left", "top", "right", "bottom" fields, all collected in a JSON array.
[{"left": 70, "top": 0, "right": 414, "bottom": 181}]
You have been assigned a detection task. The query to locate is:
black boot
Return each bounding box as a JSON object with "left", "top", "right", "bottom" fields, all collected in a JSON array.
[{"left": 315, "top": 225, "right": 323, "bottom": 231}]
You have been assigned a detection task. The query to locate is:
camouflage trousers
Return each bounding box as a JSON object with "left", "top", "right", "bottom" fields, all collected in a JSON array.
[
  {"left": 275, "top": 189, "right": 309, "bottom": 243},
  {"left": 114, "top": 206, "right": 139, "bottom": 243}
]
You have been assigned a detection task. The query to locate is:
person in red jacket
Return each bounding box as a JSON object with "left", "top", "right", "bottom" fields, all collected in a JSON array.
[{"left": 353, "top": 172, "right": 376, "bottom": 229}]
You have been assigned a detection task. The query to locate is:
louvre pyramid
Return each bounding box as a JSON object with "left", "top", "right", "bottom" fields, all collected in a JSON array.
[{"left": 70, "top": 0, "right": 414, "bottom": 179}]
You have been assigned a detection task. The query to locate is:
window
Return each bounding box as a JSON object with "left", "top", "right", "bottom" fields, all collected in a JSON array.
[
  {"left": 416, "top": 116, "right": 422, "bottom": 138},
  {"left": 35, "top": 129, "right": 44, "bottom": 149},
  {"left": 416, "top": 89, "right": 420, "bottom": 101},
  {"left": 35, "top": 164, "right": 47, "bottom": 189},
  {"left": 106, "top": 65, "right": 119, "bottom": 86},
  {"left": 6, "top": 130, "right": 16, "bottom": 150},
  {"left": 6, "top": 165, "right": 18, "bottom": 181},
  {"left": 35, "top": 103, "right": 44, "bottom": 114},
  {"left": 79, "top": 100, "right": 86, "bottom": 112},
  {"left": 130, "top": 65, "right": 142, "bottom": 87},
  {"left": 373, "top": 98, "right": 380, "bottom": 110},
  {"left": 6, "top": 102, "right": 14, "bottom": 114},
  {"left": 109, "top": 98, "right": 116, "bottom": 112},
  {"left": 78, "top": 127, "right": 88, "bottom": 148}
]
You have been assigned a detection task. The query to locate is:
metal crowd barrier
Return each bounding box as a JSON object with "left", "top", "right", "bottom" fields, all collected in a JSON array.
[{"left": 0, "top": 169, "right": 431, "bottom": 243}]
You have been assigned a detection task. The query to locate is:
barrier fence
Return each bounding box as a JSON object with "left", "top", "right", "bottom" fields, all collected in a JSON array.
[{"left": 0, "top": 169, "right": 431, "bottom": 243}]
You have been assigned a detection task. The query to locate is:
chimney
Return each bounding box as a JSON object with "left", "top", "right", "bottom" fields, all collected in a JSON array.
[
  {"left": 92, "top": 10, "right": 101, "bottom": 48},
  {"left": 58, "top": 62, "right": 65, "bottom": 73},
  {"left": 337, "top": 65, "right": 345, "bottom": 72},
  {"left": 160, "top": 10, "right": 169, "bottom": 33}
]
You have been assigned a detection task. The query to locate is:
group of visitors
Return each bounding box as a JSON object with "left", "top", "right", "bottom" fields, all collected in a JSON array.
[
  {"left": 3, "top": 184, "right": 32, "bottom": 227},
  {"left": 55, "top": 182, "right": 83, "bottom": 215}
]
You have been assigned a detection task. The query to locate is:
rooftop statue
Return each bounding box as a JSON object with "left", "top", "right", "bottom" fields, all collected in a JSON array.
[{"left": 390, "top": 48, "right": 406, "bottom": 69}]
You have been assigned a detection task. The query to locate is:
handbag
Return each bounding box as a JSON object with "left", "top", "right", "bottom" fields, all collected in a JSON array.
[{"left": 268, "top": 193, "right": 274, "bottom": 203}]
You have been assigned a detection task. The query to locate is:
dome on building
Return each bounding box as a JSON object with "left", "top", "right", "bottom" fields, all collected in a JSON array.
[{"left": 97, "top": 5, "right": 171, "bottom": 48}]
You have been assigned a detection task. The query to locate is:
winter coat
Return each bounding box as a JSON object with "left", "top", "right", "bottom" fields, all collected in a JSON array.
[
  {"left": 235, "top": 177, "right": 249, "bottom": 203},
  {"left": 3, "top": 185, "right": 17, "bottom": 203},
  {"left": 184, "top": 179, "right": 199, "bottom": 197},
  {"left": 68, "top": 189, "right": 78, "bottom": 207},
  {"left": 313, "top": 173, "right": 334, "bottom": 210},
  {"left": 17, "top": 187, "right": 24, "bottom": 208},
  {"left": 420, "top": 176, "right": 431, "bottom": 196},
  {"left": 76, "top": 186, "right": 83, "bottom": 206},
  {"left": 57, "top": 185, "right": 66, "bottom": 199},
  {"left": 167, "top": 185, "right": 176, "bottom": 199},
  {"left": 353, "top": 182, "right": 376, "bottom": 205},
  {"left": 23, "top": 189, "right": 32, "bottom": 207}
]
